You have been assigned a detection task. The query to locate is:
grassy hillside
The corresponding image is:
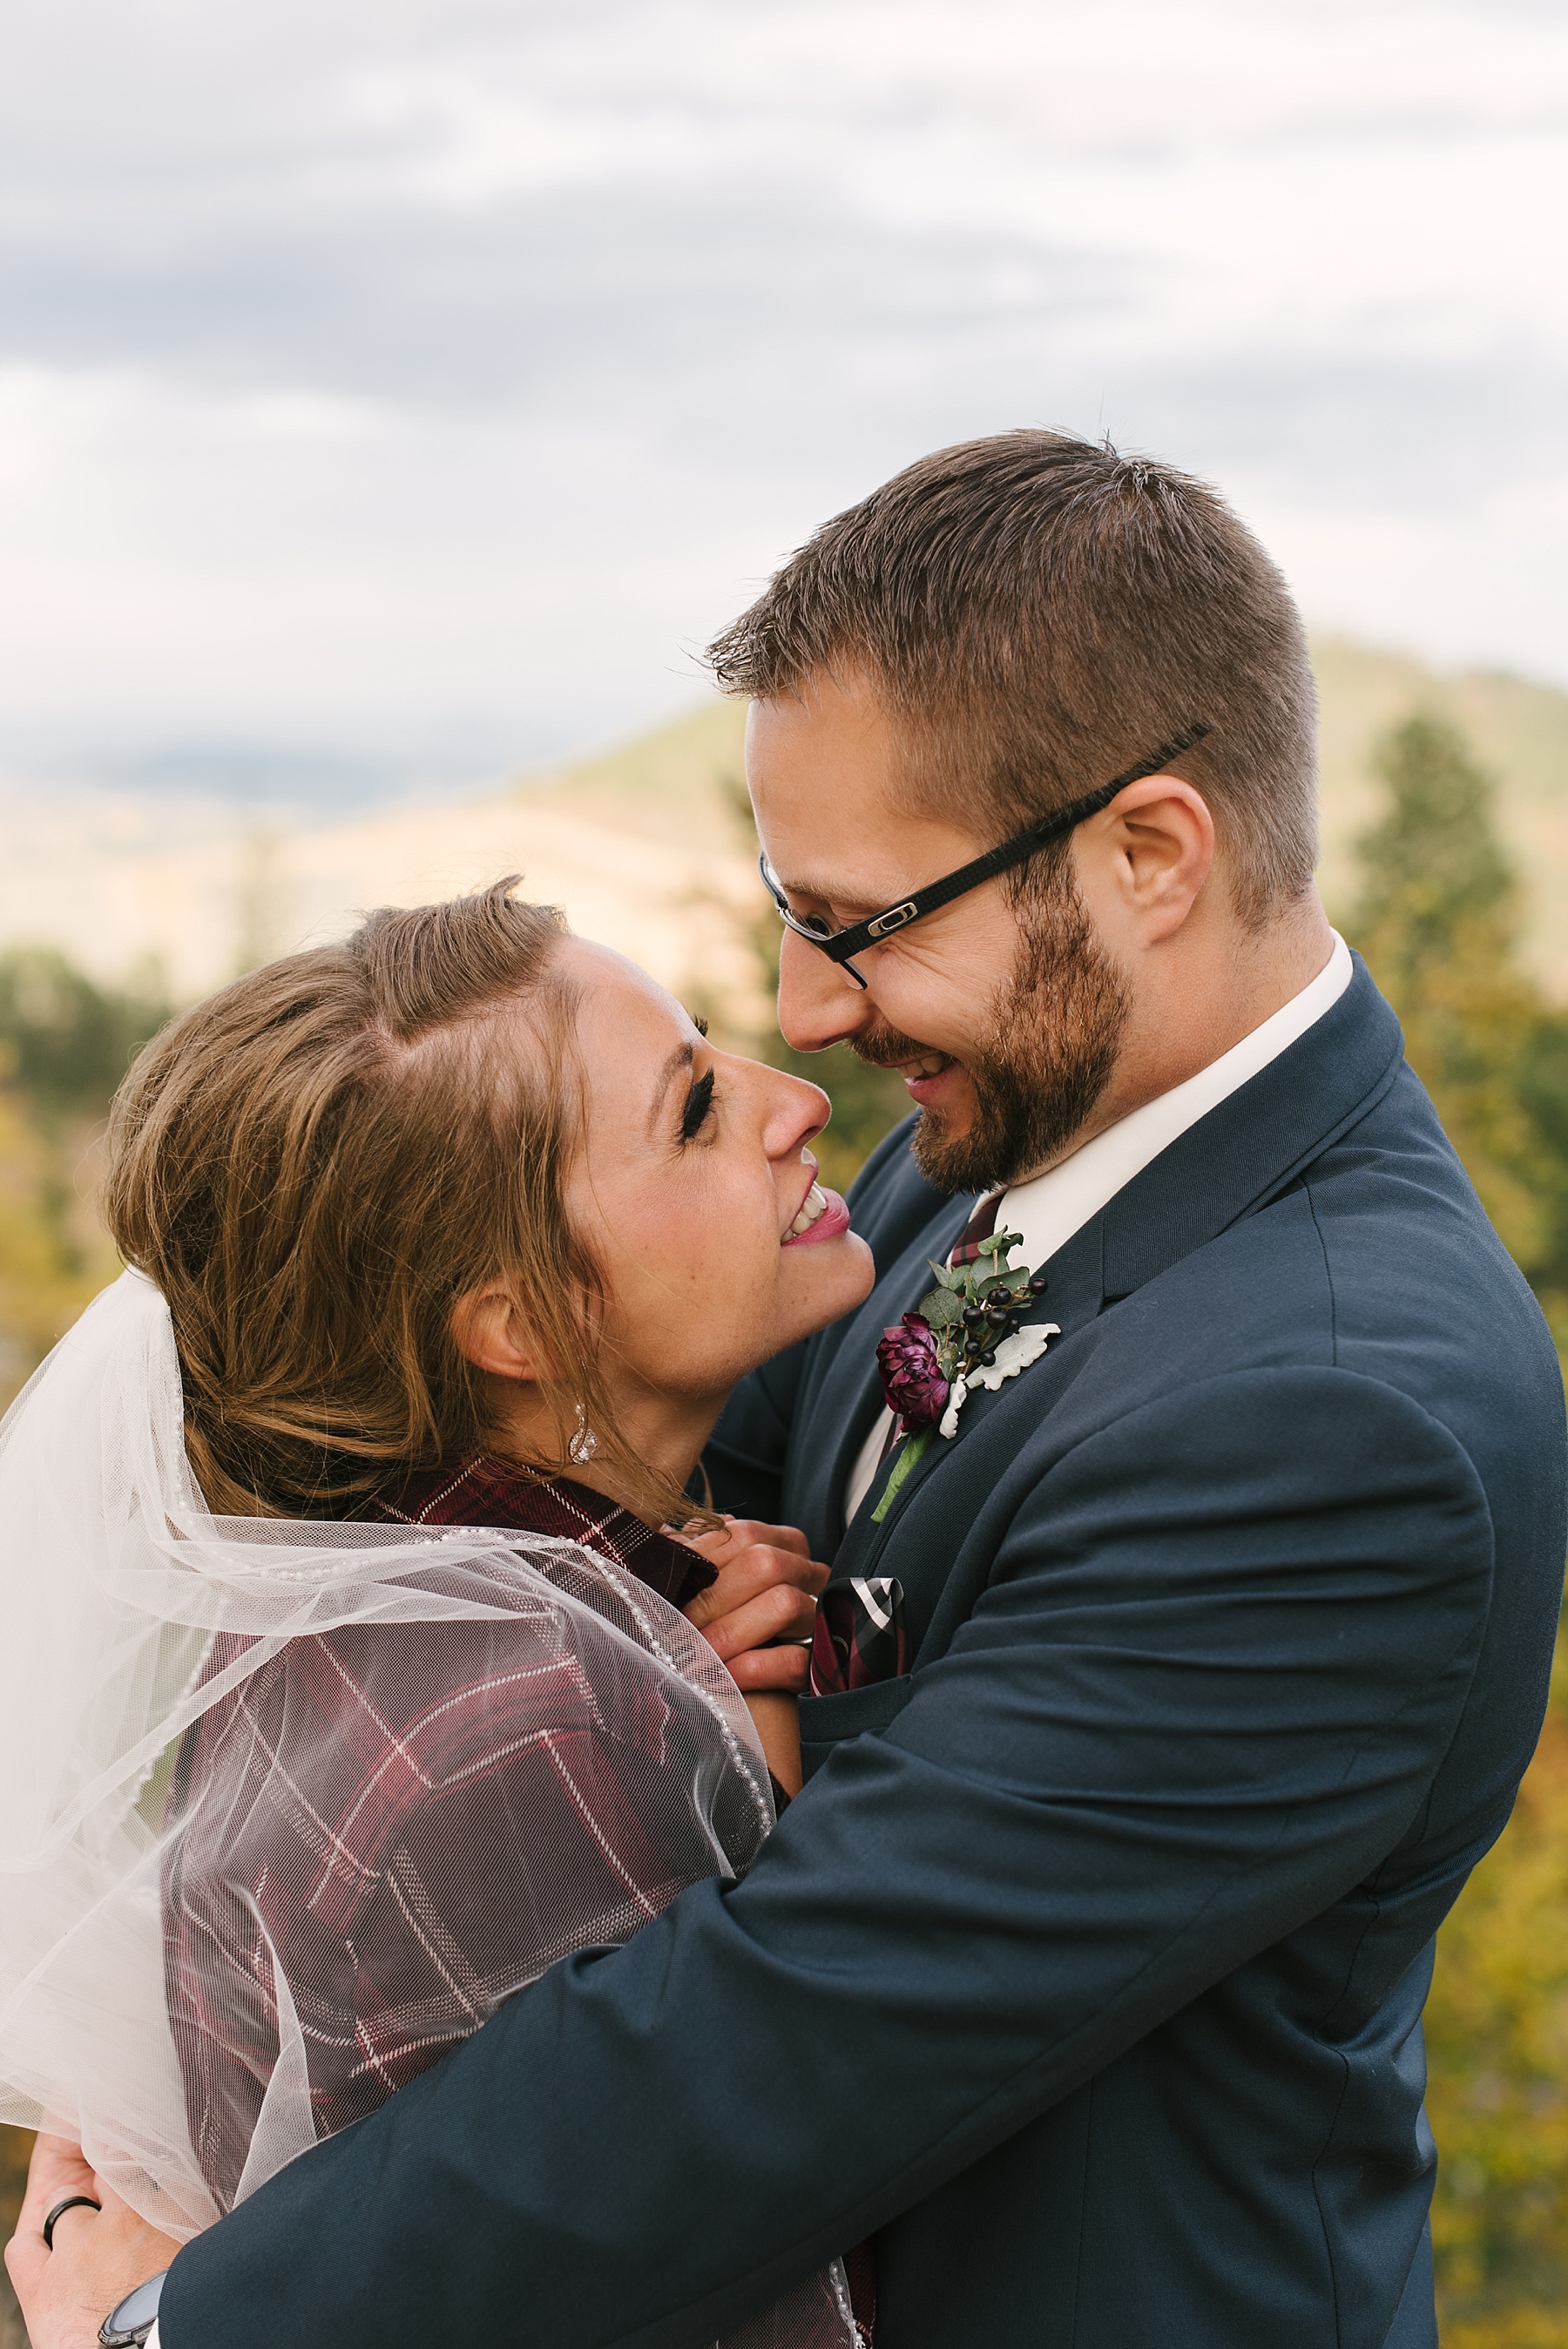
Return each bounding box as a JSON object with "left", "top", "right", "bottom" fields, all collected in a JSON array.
[{"left": 523, "top": 638, "right": 1568, "bottom": 992}]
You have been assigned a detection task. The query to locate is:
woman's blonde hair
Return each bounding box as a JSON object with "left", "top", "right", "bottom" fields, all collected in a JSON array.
[{"left": 103, "top": 879, "right": 700, "bottom": 1529}]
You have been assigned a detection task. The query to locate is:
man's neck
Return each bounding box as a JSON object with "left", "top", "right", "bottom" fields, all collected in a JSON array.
[{"left": 1022, "top": 890, "right": 1336, "bottom": 1184}]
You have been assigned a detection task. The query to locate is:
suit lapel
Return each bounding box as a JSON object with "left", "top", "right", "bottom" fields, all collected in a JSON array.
[
  {"left": 1097, "top": 956, "right": 1402, "bottom": 1301},
  {"left": 833, "top": 1208, "right": 1110, "bottom": 1574}
]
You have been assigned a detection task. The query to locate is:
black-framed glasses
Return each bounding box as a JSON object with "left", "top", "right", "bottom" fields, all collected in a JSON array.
[{"left": 758, "top": 721, "right": 1211, "bottom": 988}]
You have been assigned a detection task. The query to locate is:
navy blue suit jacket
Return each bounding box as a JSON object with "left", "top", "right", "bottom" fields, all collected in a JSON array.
[{"left": 164, "top": 962, "right": 1565, "bottom": 2349}]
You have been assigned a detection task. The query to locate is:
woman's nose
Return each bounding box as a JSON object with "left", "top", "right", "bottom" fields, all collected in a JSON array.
[{"left": 760, "top": 1064, "right": 831, "bottom": 1165}]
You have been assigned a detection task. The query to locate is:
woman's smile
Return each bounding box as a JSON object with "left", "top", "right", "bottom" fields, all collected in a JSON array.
[
  {"left": 551, "top": 938, "right": 875, "bottom": 1482},
  {"left": 782, "top": 1180, "right": 852, "bottom": 1246}
]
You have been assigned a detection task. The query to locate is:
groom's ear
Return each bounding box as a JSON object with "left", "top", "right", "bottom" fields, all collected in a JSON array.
[
  {"left": 1086, "top": 773, "right": 1217, "bottom": 944},
  {"left": 450, "top": 1284, "right": 544, "bottom": 1385}
]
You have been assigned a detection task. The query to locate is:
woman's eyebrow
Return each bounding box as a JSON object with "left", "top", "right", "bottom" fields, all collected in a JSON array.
[{"left": 648, "top": 1039, "right": 695, "bottom": 1134}]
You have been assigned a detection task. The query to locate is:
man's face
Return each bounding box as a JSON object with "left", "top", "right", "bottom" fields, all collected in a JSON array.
[{"left": 747, "top": 672, "right": 1129, "bottom": 1194}]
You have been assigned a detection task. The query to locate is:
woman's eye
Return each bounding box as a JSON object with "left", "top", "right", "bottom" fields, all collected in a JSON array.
[{"left": 680, "top": 1070, "right": 716, "bottom": 1141}]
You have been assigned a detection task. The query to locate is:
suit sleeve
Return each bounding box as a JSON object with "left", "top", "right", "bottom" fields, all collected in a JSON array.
[{"left": 159, "top": 1367, "right": 1496, "bottom": 2349}]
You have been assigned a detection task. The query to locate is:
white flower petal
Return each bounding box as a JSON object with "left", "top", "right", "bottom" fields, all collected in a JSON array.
[
  {"left": 968, "top": 1323, "right": 1061, "bottom": 1392},
  {"left": 938, "top": 1376, "right": 968, "bottom": 1439}
]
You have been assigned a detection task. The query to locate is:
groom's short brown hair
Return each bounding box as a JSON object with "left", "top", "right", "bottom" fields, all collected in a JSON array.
[{"left": 708, "top": 430, "right": 1317, "bottom": 924}]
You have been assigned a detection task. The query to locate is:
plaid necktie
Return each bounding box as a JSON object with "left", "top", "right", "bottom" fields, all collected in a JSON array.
[{"left": 948, "top": 1189, "right": 1004, "bottom": 1266}]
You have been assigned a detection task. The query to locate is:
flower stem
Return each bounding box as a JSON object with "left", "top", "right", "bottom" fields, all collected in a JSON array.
[{"left": 871, "top": 1429, "right": 932, "bottom": 1523}]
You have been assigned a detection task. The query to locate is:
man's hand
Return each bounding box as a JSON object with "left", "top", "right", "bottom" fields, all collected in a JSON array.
[
  {"left": 6, "top": 2135, "right": 180, "bottom": 2349},
  {"left": 677, "top": 1517, "right": 828, "bottom": 1690}
]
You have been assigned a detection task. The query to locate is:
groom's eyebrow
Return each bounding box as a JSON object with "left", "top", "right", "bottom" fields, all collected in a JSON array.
[
  {"left": 775, "top": 867, "right": 882, "bottom": 917},
  {"left": 648, "top": 1039, "right": 695, "bottom": 1133}
]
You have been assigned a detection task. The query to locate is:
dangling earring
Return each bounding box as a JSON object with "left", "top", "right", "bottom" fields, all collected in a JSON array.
[{"left": 568, "top": 1405, "right": 598, "bottom": 1466}]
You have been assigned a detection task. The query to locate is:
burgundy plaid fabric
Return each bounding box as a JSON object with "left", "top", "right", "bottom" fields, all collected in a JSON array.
[
  {"left": 162, "top": 1459, "right": 720, "bottom": 2210},
  {"left": 947, "top": 1189, "right": 1003, "bottom": 1266},
  {"left": 375, "top": 1456, "right": 717, "bottom": 1607},
  {"left": 809, "top": 1579, "right": 909, "bottom": 1696}
]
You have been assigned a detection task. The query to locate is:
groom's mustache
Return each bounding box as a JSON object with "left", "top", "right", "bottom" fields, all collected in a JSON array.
[{"left": 848, "top": 1023, "right": 950, "bottom": 1072}]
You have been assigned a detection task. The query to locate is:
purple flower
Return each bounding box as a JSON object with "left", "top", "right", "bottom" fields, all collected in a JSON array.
[{"left": 876, "top": 1314, "right": 950, "bottom": 1433}]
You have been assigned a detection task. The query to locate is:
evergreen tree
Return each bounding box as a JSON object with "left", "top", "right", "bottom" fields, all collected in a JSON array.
[
  {"left": 0, "top": 949, "right": 171, "bottom": 1129},
  {"left": 1349, "top": 714, "right": 1568, "bottom": 1318}
]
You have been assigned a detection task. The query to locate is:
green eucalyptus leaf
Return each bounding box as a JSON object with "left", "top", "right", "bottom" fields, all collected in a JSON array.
[
  {"left": 920, "top": 1288, "right": 966, "bottom": 1328},
  {"left": 977, "top": 1228, "right": 1024, "bottom": 1259}
]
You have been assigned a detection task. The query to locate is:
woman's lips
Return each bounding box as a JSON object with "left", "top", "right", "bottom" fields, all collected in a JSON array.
[{"left": 781, "top": 1186, "right": 853, "bottom": 1247}]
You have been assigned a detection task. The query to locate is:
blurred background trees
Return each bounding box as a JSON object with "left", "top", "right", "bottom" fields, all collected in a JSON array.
[
  {"left": 1344, "top": 714, "right": 1568, "bottom": 2341},
  {"left": 1350, "top": 716, "right": 1568, "bottom": 1346},
  {"left": 0, "top": 952, "right": 170, "bottom": 1406}
]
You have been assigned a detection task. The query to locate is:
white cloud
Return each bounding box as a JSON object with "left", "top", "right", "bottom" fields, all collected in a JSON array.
[{"left": 0, "top": 0, "right": 1562, "bottom": 785}]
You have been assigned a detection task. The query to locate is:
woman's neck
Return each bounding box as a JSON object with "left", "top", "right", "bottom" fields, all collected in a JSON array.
[{"left": 481, "top": 1377, "right": 724, "bottom": 1527}]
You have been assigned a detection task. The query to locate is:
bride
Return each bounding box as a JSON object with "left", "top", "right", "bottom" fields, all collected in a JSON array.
[{"left": 0, "top": 880, "right": 875, "bottom": 2348}]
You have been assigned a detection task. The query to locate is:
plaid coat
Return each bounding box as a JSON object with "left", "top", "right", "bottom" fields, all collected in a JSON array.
[{"left": 162, "top": 1461, "right": 720, "bottom": 2210}]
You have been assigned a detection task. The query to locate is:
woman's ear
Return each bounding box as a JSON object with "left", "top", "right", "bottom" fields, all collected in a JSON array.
[{"left": 450, "top": 1284, "right": 544, "bottom": 1385}]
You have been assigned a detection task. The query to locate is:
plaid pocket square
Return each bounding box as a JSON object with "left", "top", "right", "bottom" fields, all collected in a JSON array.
[{"left": 809, "top": 1576, "right": 910, "bottom": 1696}]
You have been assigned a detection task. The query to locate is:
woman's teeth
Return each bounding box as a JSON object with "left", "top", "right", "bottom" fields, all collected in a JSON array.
[{"left": 787, "top": 1182, "right": 829, "bottom": 1238}]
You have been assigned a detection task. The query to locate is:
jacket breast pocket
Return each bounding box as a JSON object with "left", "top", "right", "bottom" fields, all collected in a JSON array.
[{"left": 798, "top": 1675, "right": 916, "bottom": 1783}]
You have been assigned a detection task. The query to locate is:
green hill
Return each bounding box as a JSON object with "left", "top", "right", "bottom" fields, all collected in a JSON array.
[{"left": 521, "top": 638, "right": 1568, "bottom": 992}]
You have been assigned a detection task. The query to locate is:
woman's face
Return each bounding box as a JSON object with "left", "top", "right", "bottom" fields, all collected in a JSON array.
[{"left": 558, "top": 939, "right": 875, "bottom": 1415}]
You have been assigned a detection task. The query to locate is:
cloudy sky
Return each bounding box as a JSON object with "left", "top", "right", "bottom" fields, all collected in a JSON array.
[{"left": 1, "top": 0, "right": 1564, "bottom": 798}]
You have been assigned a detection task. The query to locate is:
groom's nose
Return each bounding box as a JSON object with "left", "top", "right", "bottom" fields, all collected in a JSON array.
[{"left": 775, "top": 927, "right": 875, "bottom": 1053}]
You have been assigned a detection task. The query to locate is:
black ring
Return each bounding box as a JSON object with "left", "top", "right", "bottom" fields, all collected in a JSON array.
[{"left": 43, "top": 2195, "right": 101, "bottom": 2251}]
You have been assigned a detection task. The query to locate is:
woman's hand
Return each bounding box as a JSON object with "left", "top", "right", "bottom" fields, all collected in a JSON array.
[
  {"left": 6, "top": 2134, "right": 181, "bottom": 2349},
  {"left": 676, "top": 1517, "right": 828, "bottom": 1691}
]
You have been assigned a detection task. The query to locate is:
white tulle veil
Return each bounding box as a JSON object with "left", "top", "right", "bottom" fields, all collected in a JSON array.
[{"left": 0, "top": 1271, "right": 858, "bottom": 2346}]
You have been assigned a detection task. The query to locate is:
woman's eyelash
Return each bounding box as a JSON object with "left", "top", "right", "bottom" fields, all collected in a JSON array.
[{"left": 680, "top": 1070, "right": 716, "bottom": 1141}]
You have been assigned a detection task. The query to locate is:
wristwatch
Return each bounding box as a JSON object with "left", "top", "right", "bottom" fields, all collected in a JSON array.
[{"left": 99, "top": 2269, "right": 166, "bottom": 2347}]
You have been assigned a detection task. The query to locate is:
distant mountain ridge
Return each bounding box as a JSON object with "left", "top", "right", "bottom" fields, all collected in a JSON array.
[{"left": 1, "top": 636, "right": 1564, "bottom": 1001}]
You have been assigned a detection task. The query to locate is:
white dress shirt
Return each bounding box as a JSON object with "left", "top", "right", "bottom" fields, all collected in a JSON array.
[{"left": 842, "top": 932, "right": 1353, "bottom": 1523}]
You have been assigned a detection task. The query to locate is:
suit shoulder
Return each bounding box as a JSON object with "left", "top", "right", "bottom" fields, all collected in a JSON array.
[{"left": 1304, "top": 1065, "right": 1562, "bottom": 1419}]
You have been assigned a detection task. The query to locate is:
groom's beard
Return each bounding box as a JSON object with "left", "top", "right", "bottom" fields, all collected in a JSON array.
[{"left": 852, "top": 863, "right": 1131, "bottom": 1195}]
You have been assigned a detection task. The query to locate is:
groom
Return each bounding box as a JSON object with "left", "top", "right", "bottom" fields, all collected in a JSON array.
[{"left": 58, "top": 435, "right": 1568, "bottom": 2345}]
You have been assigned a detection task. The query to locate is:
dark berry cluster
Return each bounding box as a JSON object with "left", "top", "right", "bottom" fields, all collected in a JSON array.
[{"left": 956, "top": 1269, "right": 1049, "bottom": 1368}]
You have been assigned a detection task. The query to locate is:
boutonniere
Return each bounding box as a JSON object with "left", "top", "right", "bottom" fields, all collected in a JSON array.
[{"left": 871, "top": 1229, "right": 1060, "bottom": 1520}]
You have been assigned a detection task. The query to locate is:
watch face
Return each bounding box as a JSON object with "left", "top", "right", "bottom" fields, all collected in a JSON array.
[{"left": 100, "top": 2270, "right": 166, "bottom": 2347}]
